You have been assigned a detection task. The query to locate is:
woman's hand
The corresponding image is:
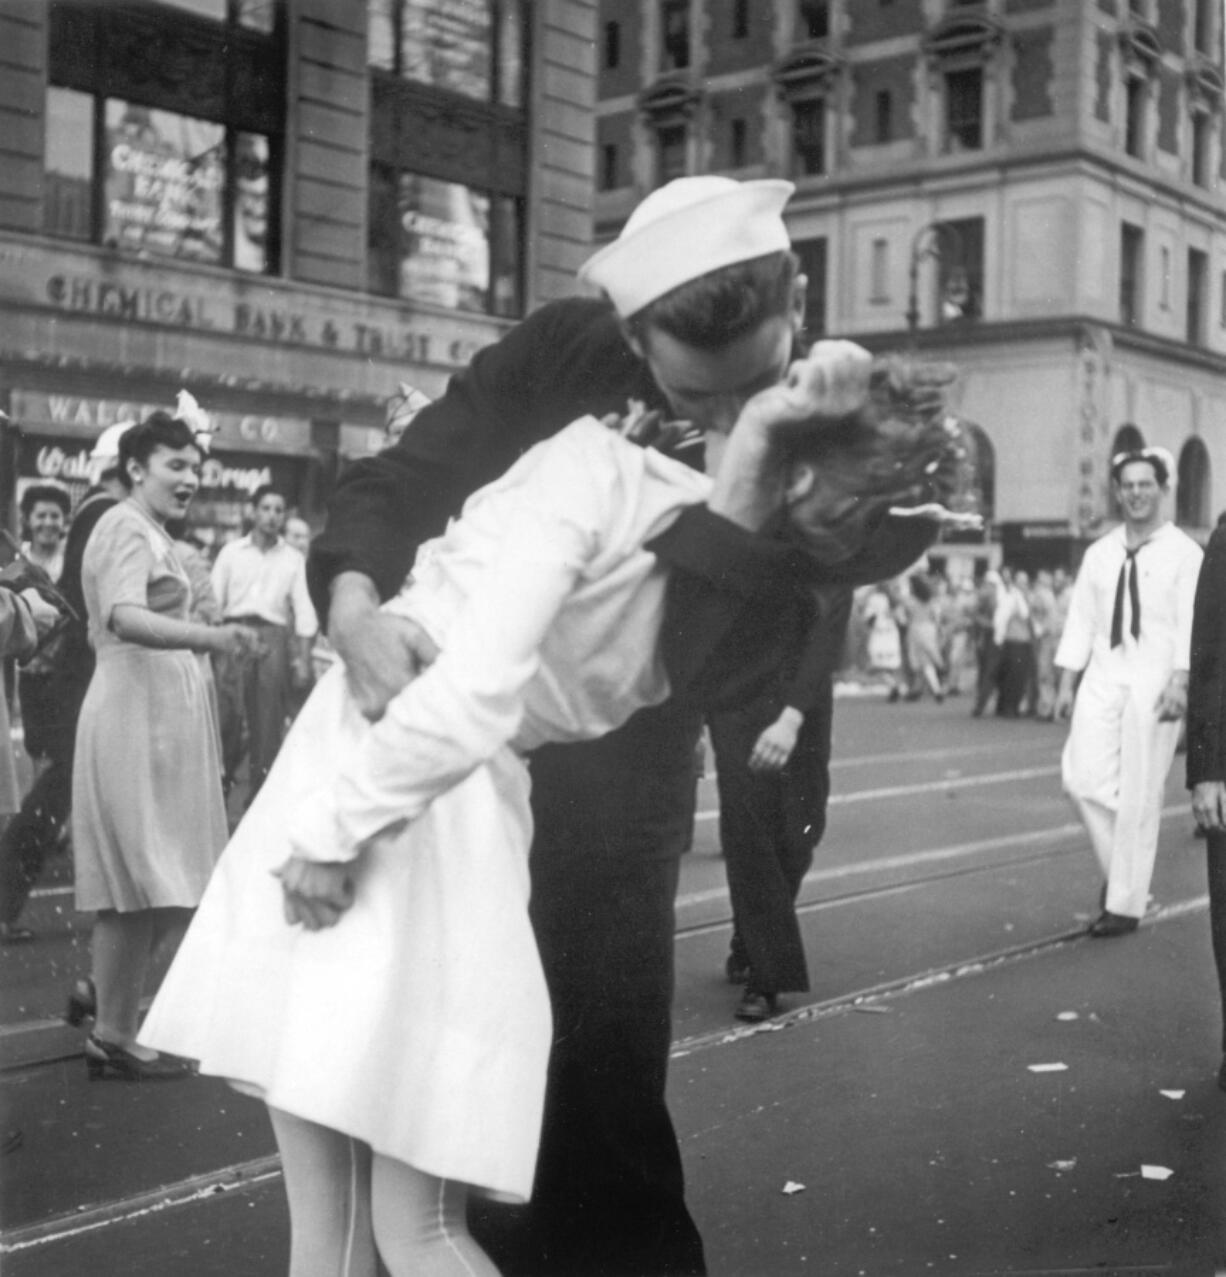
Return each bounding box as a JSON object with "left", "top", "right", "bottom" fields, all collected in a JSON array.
[
  {"left": 274, "top": 855, "right": 357, "bottom": 930},
  {"left": 212, "top": 623, "right": 262, "bottom": 660}
]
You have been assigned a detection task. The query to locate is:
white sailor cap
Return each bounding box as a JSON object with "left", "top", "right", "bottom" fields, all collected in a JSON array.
[{"left": 578, "top": 176, "right": 795, "bottom": 319}]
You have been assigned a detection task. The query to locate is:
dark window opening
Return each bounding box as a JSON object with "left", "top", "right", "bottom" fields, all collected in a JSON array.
[
  {"left": 946, "top": 68, "right": 983, "bottom": 151},
  {"left": 730, "top": 118, "right": 747, "bottom": 167},
  {"left": 798, "top": 0, "right": 829, "bottom": 39},
  {"left": 1124, "top": 77, "right": 1146, "bottom": 158},
  {"left": 1195, "top": 0, "right": 1214, "bottom": 54},
  {"left": 1192, "top": 114, "right": 1210, "bottom": 187},
  {"left": 936, "top": 217, "right": 983, "bottom": 324},
  {"left": 1177, "top": 437, "right": 1211, "bottom": 528},
  {"left": 792, "top": 98, "right": 827, "bottom": 176},
  {"left": 601, "top": 143, "right": 619, "bottom": 191},
  {"left": 1188, "top": 247, "right": 1208, "bottom": 345},
  {"left": 657, "top": 123, "right": 687, "bottom": 183},
  {"left": 875, "top": 90, "right": 892, "bottom": 143},
  {"left": 794, "top": 235, "right": 827, "bottom": 337},
  {"left": 732, "top": 0, "right": 749, "bottom": 39},
  {"left": 662, "top": 1, "right": 690, "bottom": 70},
  {"left": 1120, "top": 222, "right": 1144, "bottom": 327},
  {"left": 604, "top": 21, "right": 621, "bottom": 70}
]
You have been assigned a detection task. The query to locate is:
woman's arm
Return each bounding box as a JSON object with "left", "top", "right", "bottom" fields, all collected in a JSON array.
[{"left": 110, "top": 604, "right": 254, "bottom": 657}]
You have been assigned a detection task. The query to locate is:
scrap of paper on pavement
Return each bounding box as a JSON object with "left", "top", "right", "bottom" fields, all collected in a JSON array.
[{"left": 1028, "top": 1062, "right": 1069, "bottom": 1073}]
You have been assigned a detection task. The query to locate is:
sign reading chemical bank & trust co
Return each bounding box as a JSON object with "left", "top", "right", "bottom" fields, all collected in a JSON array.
[{"left": 0, "top": 240, "right": 493, "bottom": 373}]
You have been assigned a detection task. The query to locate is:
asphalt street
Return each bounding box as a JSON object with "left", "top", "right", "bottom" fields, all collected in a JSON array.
[{"left": 2, "top": 691, "right": 1225, "bottom": 1275}]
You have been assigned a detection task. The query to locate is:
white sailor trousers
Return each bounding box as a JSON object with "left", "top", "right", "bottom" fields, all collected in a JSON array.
[{"left": 1061, "top": 667, "right": 1181, "bottom": 918}]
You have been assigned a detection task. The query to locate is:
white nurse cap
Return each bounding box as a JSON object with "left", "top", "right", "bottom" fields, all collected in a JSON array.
[{"left": 578, "top": 176, "right": 795, "bottom": 319}]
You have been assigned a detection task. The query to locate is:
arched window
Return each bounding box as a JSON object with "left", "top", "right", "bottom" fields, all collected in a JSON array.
[
  {"left": 1177, "top": 437, "right": 1211, "bottom": 530},
  {"left": 1109, "top": 424, "right": 1146, "bottom": 519}
]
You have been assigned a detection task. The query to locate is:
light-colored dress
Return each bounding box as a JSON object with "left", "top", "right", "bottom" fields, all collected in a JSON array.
[
  {"left": 72, "top": 501, "right": 228, "bottom": 911},
  {"left": 140, "top": 420, "right": 712, "bottom": 1203}
]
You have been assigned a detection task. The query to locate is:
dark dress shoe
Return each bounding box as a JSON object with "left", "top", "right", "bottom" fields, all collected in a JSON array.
[
  {"left": 65, "top": 977, "right": 97, "bottom": 1027},
  {"left": 84, "top": 1035, "right": 192, "bottom": 1082},
  {"left": 725, "top": 953, "right": 750, "bottom": 985},
  {"left": 1088, "top": 911, "right": 1140, "bottom": 938},
  {"left": 734, "top": 990, "right": 779, "bottom": 1023}
]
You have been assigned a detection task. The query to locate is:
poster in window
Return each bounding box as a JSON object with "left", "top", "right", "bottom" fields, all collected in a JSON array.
[
  {"left": 103, "top": 101, "right": 225, "bottom": 264},
  {"left": 233, "top": 133, "right": 270, "bottom": 274},
  {"left": 400, "top": 0, "right": 492, "bottom": 99},
  {"left": 397, "top": 174, "right": 490, "bottom": 313}
]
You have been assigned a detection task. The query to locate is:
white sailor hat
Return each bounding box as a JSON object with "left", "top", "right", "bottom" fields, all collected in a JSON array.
[{"left": 578, "top": 176, "right": 795, "bottom": 319}]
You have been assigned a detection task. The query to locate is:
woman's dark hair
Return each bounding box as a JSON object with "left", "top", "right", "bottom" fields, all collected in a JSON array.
[
  {"left": 626, "top": 250, "right": 799, "bottom": 351},
  {"left": 19, "top": 483, "right": 71, "bottom": 523},
  {"left": 117, "top": 411, "right": 199, "bottom": 491}
]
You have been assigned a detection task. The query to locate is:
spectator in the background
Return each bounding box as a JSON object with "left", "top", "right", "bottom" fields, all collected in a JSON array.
[
  {"left": 944, "top": 577, "right": 979, "bottom": 696},
  {"left": 285, "top": 516, "right": 313, "bottom": 557},
  {"left": 862, "top": 583, "right": 904, "bottom": 696},
  {"left": 18, "top": 483, "right": 70, "bottom": 583},
  {"left": 1029, "top": 569, "right": 1059, "bottom": 719},
  {"left": 0, "top": 434, "right": 130, "bottom": 945},
  {"left": 994, "top": 568, "right": 1034, "bottom": 718},
  {"left": 212, "top": 486, "right": 317, "bottom": 801},
  {"left": 903, "top": 573, "right": 947, "bottom": 702},
  {"left": 971, "top": 569, "right": 1002, "bottom": 716}
]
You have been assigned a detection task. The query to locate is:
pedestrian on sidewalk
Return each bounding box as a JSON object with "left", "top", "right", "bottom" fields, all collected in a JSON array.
[
  {"left": 70, "top": 410, "right": 259, "bottom": 1081},
  {"left": 1184, "top": 511, "right": 1226, "bottom": 1088},
  {"left": 1055, "top": 448, "right": 1202, "bottom": 937},
  {"left": 0, "top": 428, "right": 130, "bottom": 944},
  {"left": 211, "top": 486, "right": 317, "bottom": 802},
  {"left": 903, "top": 572, "right": 947, "bottom": 702},
  {"left": 140, "top": 341, "right": 968, "bottom": 1277}
]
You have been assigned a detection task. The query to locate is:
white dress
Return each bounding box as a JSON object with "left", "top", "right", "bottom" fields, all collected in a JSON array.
[{"left": 139, "top": 419, "right": 712, "bottom": 1203}]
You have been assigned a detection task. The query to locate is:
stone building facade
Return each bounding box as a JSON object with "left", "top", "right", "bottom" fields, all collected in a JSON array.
[
  {"left": 596, "top": 0, "right": 1226, "bottom": 569},
  {"left": 0, "top": 0, "right": 597, "bottom": 546}
]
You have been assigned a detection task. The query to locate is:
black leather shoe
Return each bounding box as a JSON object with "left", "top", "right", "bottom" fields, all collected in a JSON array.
[
  {"left": 65, "top": 977, "right": 97, "bottom": 1027},
  {"left": 1088, "top": 911, "right": 1140, "bottom": 938},
  {"left": 84, "top": 1035, "right": 191, "bottom": 1082},
  {"left": 725, "top": 953, "right": 750, "bottom": 985},
  {"left": 734, "top": 990, "right": 779, "bottom": 1023}
]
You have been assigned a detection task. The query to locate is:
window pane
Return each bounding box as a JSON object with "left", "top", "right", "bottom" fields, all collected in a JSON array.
[
  {"left": 401, "top": 0, "right": 492, "bottom": 100},
  {"left": 396, "top": 174, "right": 491, "bottom": 312},
  {"left": 497, "top": 0, "right": 526, "bottom": 107},
  {"left": 233, "top": 132, "right": 270, "bottom": 273},
  {"left": 154, "top": 0, "right": 227, "bottom": 19},
  {"left": 368, "top": 0, "right": 396, "bottom": 70},
  {"left": 103, "top": 101, "right": 225, "bottom": 264},
  {"left": 490, "top": 194, "right": 522, "bottom": 317},
  {"left": 44, "top": 87, "right": 94, "bottom": 241},
  {"left": 367, "top": 163, "right": 400, "bottom": 294},
  {"left": 235, "top": 0, "right": 277, "bottom": 32}
]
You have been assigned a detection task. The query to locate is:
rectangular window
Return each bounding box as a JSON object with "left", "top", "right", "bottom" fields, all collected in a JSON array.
[
  {"left": 936, "top": 217, "right": 983, "bottom": 323},
  {"left": 870, "top": 238, "right": 889, "bottom": 303},
  {"left": 875, "top": 90, "right": 892, "bottom": 144},
  {"left": 1124, "top": 78, "right": 1146, "bottom": 159},
  {"left": 1120, "top": 222, "right": 1143, "bottom": 326},
  {"left": 1192, "top": 114, "right": 1210, "bottom": 187},
  {"left": 945, "top": 68, "right": 983, "bottom": 151},
  {"left": 657, "top": 123, "right": 687, "bottom": 183},
  {"left": 798, "top": 0, "right": 828, "bottom": 39},
  {"left": 600, "top": 143, "right": 619, "bottom": 192},
  {"left": 604, "top": 20, "right": 621, "bottom": 69},
  {"left": 1160, "top": 244, "right": 1171, "bottom": 308},
  {"left": 730, "top": 118, "right": 747, "bottom": 168},
  {"left": 43, "top": 87, "right": 95, "bottom": 242},
  {"left": 794, "top": 235, "right": 827, "bottom": 336},
  {"left": 1195, "top": 0, "right": 1214, "bottom": 54},
  {"left": 661, "top": 1, "right": 690, "bottom": 70},
  {"left": 367, "top": 169, "right": 521, "bottom": 318},
  {"left": 792, "top": 98, "right": 827, "bottom": 176},
  {"left": 233, "top": 131, "right": 272, "bottom": 274},
  {"left": 732, "top": 0, "right": 749, "bottom": 39},
  {"left": 1188, "top": 248, "right": 1208, "bottom": 345}
]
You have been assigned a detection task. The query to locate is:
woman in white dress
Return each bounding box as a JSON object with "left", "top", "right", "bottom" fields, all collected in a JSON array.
[{"left": 141, "top": 348, "right": 970, "bottom": 1276}]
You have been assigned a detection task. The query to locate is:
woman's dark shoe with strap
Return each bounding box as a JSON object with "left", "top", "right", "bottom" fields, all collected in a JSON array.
[
  {"left": 64, "top": 977, "right": 97, "bottom": 1027},
  {"left": 84, "top": 1034, "right": 191, "bottom": 1082}
]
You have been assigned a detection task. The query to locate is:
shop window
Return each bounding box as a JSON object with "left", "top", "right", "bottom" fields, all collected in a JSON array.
[
  {"left": 1188, "top": 247, "right": 1208, "bottom": 345},
  {"left": 1120, "top": 222, "right": 1143, "bottom": 326},
  {"left": 798, "top": 0, "right": 829, "bottom": 39},
  {"left": 945, "top": 68, "right": 983, "bottom": 151},
  {"left": 661, "top": 1, "right": 690, "bottom": 71},
  {"left": 792, "top": 98, "right": 827, "bottom": 176},
  {"left": 369, "top": 0, "right": 527, "bottom": 108},
  {"left": 1177, "top": 437, "right": 1211, "bottom": 529},
  {"left": 44, "top": 91, "right": 275, "bottom": 274},
  {"left": 875, "top": 90, "right": 893, "bottom": 143},
  {"left": 367, "top": 167, "right": 522, "bottom": 318},
  {"left": 794, "top": 235, "right": 827, "bottom": 336}
]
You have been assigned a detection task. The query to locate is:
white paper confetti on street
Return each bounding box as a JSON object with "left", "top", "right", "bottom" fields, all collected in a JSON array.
[
  {"left": 1056, "top": 1011, "right": 1079, "bottom": 1021},
  {"left": 782, "top": 1181, "right": 806, "bottom": 1195},
  {"left": 1159, "top": 1090, "right": 1185, "bottom": 1101},
  {"left": 1027, "top": 1062, "right": 1069, "bottom": 1073},
  {"left": 1141, "top": 1165, "right": 1174, "bottom": 1181}
]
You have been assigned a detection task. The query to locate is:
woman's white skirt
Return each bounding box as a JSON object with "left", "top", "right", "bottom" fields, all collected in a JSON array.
[{"left": 140, "top": 664, "right": 552, "bottom": 1203}]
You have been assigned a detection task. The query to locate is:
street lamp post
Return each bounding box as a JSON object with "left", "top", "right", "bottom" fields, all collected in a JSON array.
[{"left": 906, "top": 221, "right": 969, "bottom": 337}]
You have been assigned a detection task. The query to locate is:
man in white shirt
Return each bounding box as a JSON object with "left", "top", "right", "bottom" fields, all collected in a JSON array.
[
  {"left": 1054, "top": 448, "right": 1203, "bottom": 936},
  {"left": 212, "top": 485, "right": 317, "bottom": 799}
]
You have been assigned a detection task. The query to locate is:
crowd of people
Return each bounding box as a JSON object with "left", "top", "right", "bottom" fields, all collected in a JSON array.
[
  {"left": 850, "top": 564, "right": 1073, "bottom": 717},
  {"left": 3, "top": 174, "right": 1226, "bottom": 1277}
]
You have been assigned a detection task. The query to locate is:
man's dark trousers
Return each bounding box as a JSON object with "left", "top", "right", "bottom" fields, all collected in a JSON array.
[
  {"left": 1207, "top": 830, "right": 1226, "bottom": 1052},
  {"left": 707, "top": 682, "right": 832, "bottom": 993},
  {"left": 470, "top": 698, "right": 707, "bottom": 1277}
]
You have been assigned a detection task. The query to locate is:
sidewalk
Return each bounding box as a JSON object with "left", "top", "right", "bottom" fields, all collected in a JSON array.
[{"left": 6, "top": 905, "right": 1225, "bottom": 1275}]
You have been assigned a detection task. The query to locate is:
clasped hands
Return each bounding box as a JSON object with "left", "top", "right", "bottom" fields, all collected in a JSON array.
[{"left": 275, "top": 853, "right": 357, "bottom": 930}]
